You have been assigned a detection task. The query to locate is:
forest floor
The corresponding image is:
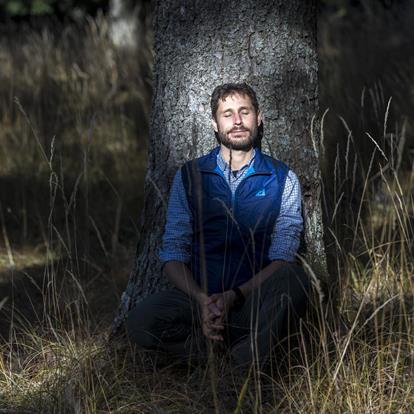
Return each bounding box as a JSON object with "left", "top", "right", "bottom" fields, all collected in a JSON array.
[{"left": 1, "top": 15, "right": 414, "bottom": 414}]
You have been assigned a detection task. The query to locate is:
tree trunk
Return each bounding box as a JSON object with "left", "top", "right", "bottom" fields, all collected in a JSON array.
[{"left": 113, "top": 0, "right": 326, "bottom": 333}]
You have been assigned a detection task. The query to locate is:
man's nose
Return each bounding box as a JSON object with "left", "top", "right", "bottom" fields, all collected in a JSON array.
[{"left": 233, "top": 113, "right": 242, "bottom": 125}]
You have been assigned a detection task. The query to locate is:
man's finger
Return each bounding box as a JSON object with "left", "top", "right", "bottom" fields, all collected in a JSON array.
[
  {"left": 204, "top": 297, "right": 214, "bottom": 305},
  {"left": 209, "top": 322, "right": 224, "bottom": 330},
  {"left": 204, "top": 294, "right": 219, "bottom": 304},
  {"left": 216, "top": 297, "right": 225, "bottom": 311},
  {"left": 204, "top": 309, "right": 220, "bottom": 321},
  {"left": 208, "top": 302, "right": 222, "bottom": 317},
  {"left": 205, "top": 332, "right": 224, "bottom": 341},
  {"left": 203, "top": 315, "right": 224, "bottom": 327},
  {"left": 201, "top": 323, "right": 223, "bottom": 341},
  {"left": 208, "top": 335, "right": 224, "bottom": 341},
  {"left": 206, "top": 315, "right": 219, "bottom": 324}
]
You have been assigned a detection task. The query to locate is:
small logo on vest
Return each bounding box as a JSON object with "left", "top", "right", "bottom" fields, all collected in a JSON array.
[{"left": 255, "top": 189, "right": 266, "bottom": 197}]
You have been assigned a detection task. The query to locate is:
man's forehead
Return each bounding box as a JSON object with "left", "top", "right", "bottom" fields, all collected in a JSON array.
[{"left": 218, "top": 92, "right": 253, "bottom": 108}]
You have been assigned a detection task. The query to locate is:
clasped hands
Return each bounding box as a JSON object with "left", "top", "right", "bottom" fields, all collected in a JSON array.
[{"left": 198, "top": 290, "right": 236, "bottom": 341}]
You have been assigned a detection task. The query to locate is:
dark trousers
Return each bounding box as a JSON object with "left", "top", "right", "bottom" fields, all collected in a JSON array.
[{"left": 126, "top": 263, "right": 310, "bottom": 366}]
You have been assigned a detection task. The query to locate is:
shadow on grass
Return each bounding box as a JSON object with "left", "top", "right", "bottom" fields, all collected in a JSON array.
[{"left": 0, "top": 247, "right": 133, "bottom": 342}]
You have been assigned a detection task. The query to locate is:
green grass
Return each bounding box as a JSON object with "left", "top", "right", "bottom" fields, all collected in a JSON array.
[{"left": 0, "top": 13, "right": 413, "bottom": 414}]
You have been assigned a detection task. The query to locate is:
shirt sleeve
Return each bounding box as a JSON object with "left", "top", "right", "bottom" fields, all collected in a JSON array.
[
  {"left": 268, "top": 169, "right": 303, "bottom": 262},
  {"left": 158, "top": 168, "right": 192, "bottom": 264}
]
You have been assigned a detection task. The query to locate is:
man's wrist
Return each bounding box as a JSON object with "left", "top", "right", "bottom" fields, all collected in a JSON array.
[
  {"left": 226, "top": 289, "right": 236, "bottom": 306},
  {"left": 195, "top": 291, "right": 208, "bottom": 304}
]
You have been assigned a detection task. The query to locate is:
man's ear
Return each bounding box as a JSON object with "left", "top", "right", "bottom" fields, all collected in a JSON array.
[
  {"left": 257, "top": 111, "right": 263, "bottom": 127},
  {"left": 211, "top": 118, "right": 218, "bottom": 132}
]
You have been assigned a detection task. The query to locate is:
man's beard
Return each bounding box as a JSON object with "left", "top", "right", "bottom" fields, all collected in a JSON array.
[{"left": 217, "top": 124, "right": 258, "bottom": 151}]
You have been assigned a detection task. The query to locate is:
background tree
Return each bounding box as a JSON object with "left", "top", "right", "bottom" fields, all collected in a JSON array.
[
  {"left": 109, "top": 0, "right": 137, "bottom": 48},
  {"left": 113, "top": 0, "right": 326, "bottom": 331},
  {"left": 108, "top": 0, "right": 151, "bottom": 49}
]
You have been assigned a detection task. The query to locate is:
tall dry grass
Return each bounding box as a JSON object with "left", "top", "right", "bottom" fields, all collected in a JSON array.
[
  {"left": 0, "top": 13, "right": 152, "bottom": 338},
  {"left": 0, "top": 155, "right": 412, "bottom": 412},
  {"left": 0, "top": 10, "right": 413, "bottom": 414}
]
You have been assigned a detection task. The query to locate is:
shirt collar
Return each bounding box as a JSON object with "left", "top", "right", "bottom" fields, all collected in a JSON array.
[{"left": 217, "top": 148, "right": 256, "bottom": 173}]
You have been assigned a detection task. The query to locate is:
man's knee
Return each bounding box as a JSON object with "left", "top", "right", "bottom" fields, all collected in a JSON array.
[
  {"left": 125, "top": 289, "right": 196, "bottom": 349},
  {"left": 265, "top": 263, "right": 310, "bottom": 295},
  {"left": 257, "top": 263, "right": 311, "bottom": 323},
  {"left": 126, "top": 299, "right": 162, "bottom": 349}
]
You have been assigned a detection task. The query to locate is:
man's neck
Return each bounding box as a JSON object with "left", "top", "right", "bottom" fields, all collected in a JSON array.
[{"left": 219, "top": 145, "right": 254, "bottom": 171}]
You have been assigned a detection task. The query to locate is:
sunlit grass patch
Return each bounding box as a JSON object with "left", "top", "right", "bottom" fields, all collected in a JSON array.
[
  {"left": 0, "top": 245, "right": 59, "bottom": 274},
  {"left": 1, "top": 331, "right": 104, "bottom": 411}
]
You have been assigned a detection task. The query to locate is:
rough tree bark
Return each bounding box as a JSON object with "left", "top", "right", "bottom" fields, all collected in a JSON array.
[{"left": 113, "top": 0, "right": 326, "bottom": 332}]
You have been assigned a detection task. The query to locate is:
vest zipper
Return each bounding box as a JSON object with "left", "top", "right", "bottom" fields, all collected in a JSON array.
[{"left": 205, "top": 170, "right": 234, "bottom": 212}]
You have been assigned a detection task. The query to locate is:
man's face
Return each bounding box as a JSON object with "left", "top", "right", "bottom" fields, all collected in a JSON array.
[{"left": 212, "top": 93, "right": 262, "bottom": 151}]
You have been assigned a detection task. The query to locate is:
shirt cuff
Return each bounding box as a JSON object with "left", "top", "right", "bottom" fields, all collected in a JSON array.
[
  {"left": 158, "top": 250, "right": 191, "bottom": 265},
  {"left": 268, "top": 246, "right": 297, "bottom": 263}
]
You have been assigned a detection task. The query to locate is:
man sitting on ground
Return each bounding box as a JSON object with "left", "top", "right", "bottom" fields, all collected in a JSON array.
[{"left": 126, "top": 82, "right": 310, "bottom": 367}]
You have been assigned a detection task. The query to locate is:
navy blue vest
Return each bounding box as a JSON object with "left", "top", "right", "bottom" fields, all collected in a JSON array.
[{"left": 181, "top": 147, "right": 289, "bottom": 294}]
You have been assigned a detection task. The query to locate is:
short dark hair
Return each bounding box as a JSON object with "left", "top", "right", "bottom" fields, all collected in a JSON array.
[{"left": 210, "top": 82, "right": 259, "bottom": 119}]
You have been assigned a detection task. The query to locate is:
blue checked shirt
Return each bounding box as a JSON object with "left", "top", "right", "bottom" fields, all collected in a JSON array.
[{"left": 159, "top": 149, "right": 303, "bottom": 265}]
